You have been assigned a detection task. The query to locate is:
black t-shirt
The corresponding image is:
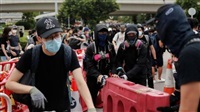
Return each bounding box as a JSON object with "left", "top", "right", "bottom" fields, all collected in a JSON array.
[
  {"left": 0, "top": 37, "right": 8, "bottom": 56},
  {"left": 69, "top": 35, "right": 83, "bottom": 49},
  {"left": 178, "top": 42, "right": 200, "bottom": 85},
  {"left": 16, "top": 45, "right": 80, "bottom": 111},
  {"left": 9, "top": 35, "right": 19, "bottom": 47}
]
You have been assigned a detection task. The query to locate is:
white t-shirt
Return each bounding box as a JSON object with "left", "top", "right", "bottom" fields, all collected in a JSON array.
[{"left": 112, "top": 32, "right": 125, "bottom": 53}]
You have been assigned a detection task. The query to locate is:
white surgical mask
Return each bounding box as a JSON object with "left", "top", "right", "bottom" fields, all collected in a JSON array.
[
  {"left": 44, "top": 36, "right": 62, "bottom": 53},
  {"left": 139, "top": 31, "right": 143, "bottom": 37},
  {"left": 12, "top": 30, "right": 17, "bottom": 34}
]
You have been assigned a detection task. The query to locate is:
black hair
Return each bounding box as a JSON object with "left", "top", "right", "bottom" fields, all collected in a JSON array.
[
  {"left": 137, "top": 25, "right": 144, "bottom": 31},
  {"left": 79, "top": 26, "right": 83, "bottom": 30},
  {"left": 188, "top": 17, "right": 199, "bottom": 29},
  {"left": 2, "top": 27, "right": 11, "bottom": 39},
  {"left": 73, "top": 28, "right": 79, "bottom": 34}
]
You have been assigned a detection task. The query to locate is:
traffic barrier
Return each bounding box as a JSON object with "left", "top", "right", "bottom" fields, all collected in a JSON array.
[
  {"left": 71, "top": 78, "right": 83, "bottom": 112},
  {"left": 102, "top": 78, "right": 170, "bottom": 112},
  {"left": 0, "top": 61, "right": 17, "bottom": 112},
  {"left": 163, "top": 59, "right": 175, "bottom": 94},
  {"left": 95, "top": 90, "right": 103, "bottom": 108},
  {"left": 0, "top": 93, "right": 12, "bottom": 112}
]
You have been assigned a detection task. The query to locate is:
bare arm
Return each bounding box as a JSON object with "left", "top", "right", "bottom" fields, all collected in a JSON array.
[
  {"left": 112, "top": 33, "right": 118, "bottom": 48},
  {"left": 179, "top": 82, "right": 200, "bottom": 112},
  {"left": 150, "top": 45, "right": 157, "bottom": 60},
  {"left": 158, "top": 40, "right": 164, "bottom": 48},
  {"left": 5, "top": 68, "right": 33, "bottom": 94},
  {"left": 18, "top": 42, "right": 22, "bottom": 51},
  {"left": 72, "top": 68, "right": 95, "bottom": 109}
]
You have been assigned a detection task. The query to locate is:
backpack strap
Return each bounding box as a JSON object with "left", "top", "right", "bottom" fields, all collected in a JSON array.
[
  {"left": 62, "top": 44, "right": 72, "bottom": 106},
  {"left": 30, "top": 44, "right": 41, "bottom": 85},
  {"left": 144, "top": 35, "right": 149, "bottom": 46},
  {"left": 63, "top": 44, "right": 72, "bottom": 72}
]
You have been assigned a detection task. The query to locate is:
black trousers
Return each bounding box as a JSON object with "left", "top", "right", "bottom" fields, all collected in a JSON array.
[
  {"left": 147, "top": 63, "right": 154, "bottom": 88},
  {"left": 86, "top": 76, "right": 102, "bottom": 105}
]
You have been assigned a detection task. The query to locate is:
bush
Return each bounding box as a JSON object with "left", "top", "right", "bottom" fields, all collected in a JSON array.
[
  {"left": 16, "top": 21, "right": 35, "bottom": 30},
  {"left": 19, "top": 30, "right": 28, "bottom": 50}
]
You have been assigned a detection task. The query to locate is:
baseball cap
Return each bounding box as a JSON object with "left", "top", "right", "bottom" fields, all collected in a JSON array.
[
  {"left": 83, "top": 27, "right": 89, "bottom": 32},
  {"left": 36, "top": 17, "right": 63, "bottom": 38}
]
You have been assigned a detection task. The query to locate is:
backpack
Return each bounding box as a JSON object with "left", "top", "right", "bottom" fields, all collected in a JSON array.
[{"left": 13, "top": 44, "right": 72, "bottom": 108}]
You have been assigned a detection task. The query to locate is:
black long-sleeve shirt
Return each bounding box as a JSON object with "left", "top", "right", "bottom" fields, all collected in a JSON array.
[
  {"left": 84, "top": 43, "right": 115, "bottom": 78},
  {"left": 114, "top": 41, "right": 147, "bottom": 79}
]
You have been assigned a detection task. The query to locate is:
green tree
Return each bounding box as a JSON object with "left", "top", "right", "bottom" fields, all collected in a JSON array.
[
  {"left": 58, "top": 0, "right": 119, "bottom": 28},
  {"left": 176, "top": 0, "right": 200, "bottom": 20},
  {"left": 16, "top": 12, "right": 39, "bottom": 29}
]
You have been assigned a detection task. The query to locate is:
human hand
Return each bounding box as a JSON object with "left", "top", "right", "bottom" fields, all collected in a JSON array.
[
  {"left": 30, "top": 87, "right": 47, "bottom": 109},
  {"left": 152, "top": 59, "right": 157, "bottom": 67},
  {"left": 97, "top": 75, "right": 108, "bottom": 86},
  {"left": 87, "top": 108, "right": 97, "bottom": 112},
  {"left": 157, "top": 105, "right": 179, "bottom": 112},
  {"left": 111, "top": 74, "right": 119, "bottom": 78},
  {"left": 120, "top": 74, "right": 128, "bottom": 80},
  {"left": 6, "top": 56, "right": 11, "bottom": 60}
]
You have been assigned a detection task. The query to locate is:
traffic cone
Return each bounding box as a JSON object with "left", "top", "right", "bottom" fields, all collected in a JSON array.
[
  {"left": 71, "top": 78, "right": 83, "bottom": 112},
  {"left": 163, "top": 59, "right": 175, "bottom": 94}
]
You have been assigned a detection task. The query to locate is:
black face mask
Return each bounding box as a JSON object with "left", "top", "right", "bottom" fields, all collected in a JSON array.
[{"left": 127, "top": 36, "right": 136, "bottom": 46}]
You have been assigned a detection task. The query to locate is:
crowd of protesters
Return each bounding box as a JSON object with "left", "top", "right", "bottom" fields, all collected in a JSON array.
[{"left": 1, "top": 4, "right": 200, "bottom": 111}]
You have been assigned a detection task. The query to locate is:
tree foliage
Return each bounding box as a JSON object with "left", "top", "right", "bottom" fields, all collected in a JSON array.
[
  {"left": 176, "top": 0, "right": 200, "bottom": 20},
  {"left": 58, "top": 0, "right": 119, "bottom": 28},
  {"left": 17, "top": 12, "right": 39, "bottom": 29}
]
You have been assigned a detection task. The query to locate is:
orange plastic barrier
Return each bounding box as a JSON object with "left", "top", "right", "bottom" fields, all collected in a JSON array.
[{"left": 102, "top": 78, "right": 170, "bottom": 112}]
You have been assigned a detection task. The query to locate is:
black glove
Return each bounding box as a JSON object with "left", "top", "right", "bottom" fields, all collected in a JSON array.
[
  {"left": 152, "top": 59, "right": 157, "bottom": 67},
  {"left": 157, "top": 105, "right": 179, "bottom": 112},
  {"left": 116, "top": 67, "right": 128, "bottom": 80},
  {"left": 99, "top": 75, "right": 108, "bottom": 87}
]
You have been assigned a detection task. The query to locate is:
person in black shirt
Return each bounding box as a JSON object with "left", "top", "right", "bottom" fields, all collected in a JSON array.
[
  {"left": 0, "top": 27, "right": 11, "bottom": 61},
  {"left": 5, "top": 17, "right": 95, "bottom": 112},
  {"left": 137, "top": 25, "right": 157, "bottom": 88},
  {"left": 155, "top": 4, "right": 200, "bottom": 111},
  {"left": 84, "top": 24, "right": 116, "bottom": 106},
  {"left": 113, "top": 24, "right": 148, "bottom": 86}
]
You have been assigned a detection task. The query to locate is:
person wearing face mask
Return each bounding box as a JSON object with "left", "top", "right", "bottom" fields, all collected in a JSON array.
[
  {"left": 0, "top": 27, "right": 12, "bottom": 61},
  {"left": 9, "top": 28, "right": 23, "bottom": 58},
  {"left": 84, "top": 24, "right": 116, "bottom": 106},
  {"left": 112, "top": 25, "right": 126, "bottom": 54},
  {"left": 112, "top": 24, "right": 148, "bottom": 86},
  {"left": 155, "top": 4, "right": 200, "bottom": 111},
  {"left": 137, "top": 25, "right": 157, "bottom": 88},
  {"left": 5, "top": 17, "right": 96, "bottom": 112},
  {"left": 68, "top": 28, "right": 86, "bottom": 49}
]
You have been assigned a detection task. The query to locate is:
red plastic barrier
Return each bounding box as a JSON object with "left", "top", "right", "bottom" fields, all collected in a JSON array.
[{"left": 102, "top": 78, "right": 170, "bottom": 112}]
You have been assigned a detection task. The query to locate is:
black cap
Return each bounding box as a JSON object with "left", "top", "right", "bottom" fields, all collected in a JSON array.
[{"left": 36, "top": 17, "right": 63, "bottom": 38}]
